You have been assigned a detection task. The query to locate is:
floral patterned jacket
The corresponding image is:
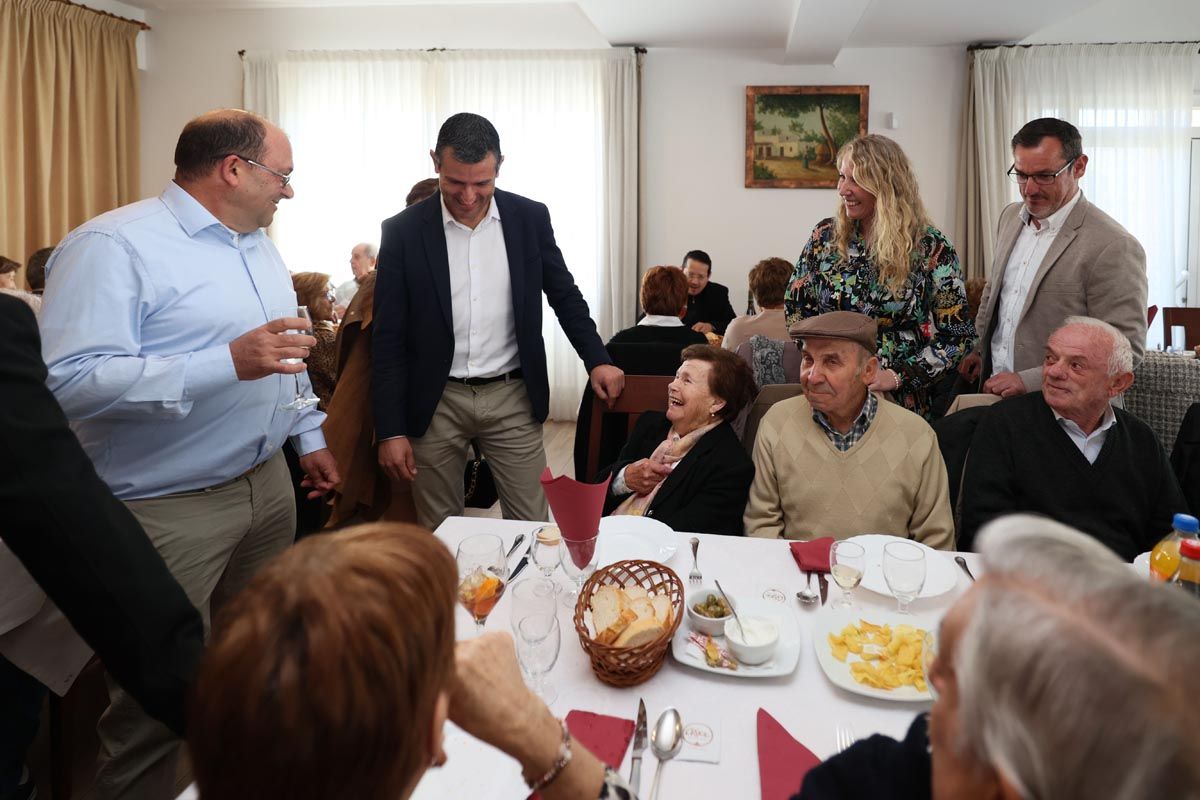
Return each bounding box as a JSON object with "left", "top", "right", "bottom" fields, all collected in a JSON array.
[{"left": 784, "top": 218, "right": 975, "bottom": 419}]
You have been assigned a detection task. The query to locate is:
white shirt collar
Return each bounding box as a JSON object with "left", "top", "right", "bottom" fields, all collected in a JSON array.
[
  {"left": 1020, "top": 188, "right": 1083, "bottom": 233},
  {"left": 441, "top": 194, "right": 501, "bottom": 231},
  {"left": 1052, "top": 402, "right": 1118, "bottom": 438},
  {"left": 638, "top": 314, "right": 684, "bottom": 327}
]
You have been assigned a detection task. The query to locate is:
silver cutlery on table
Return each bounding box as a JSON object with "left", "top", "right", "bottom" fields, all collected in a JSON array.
[
  {"left": 797, "top": 571, "right": 820, "bottom": 606},
  {"left": 688, "top": 537, "right": 703, "bottom": 584},
  {"left": 505, "top": 534, "right": 526, "bottom": 561},
  {"left": 629, "top": 698, "right": 647, "bottom": 795},
  {"left": 835, "top": 724, "right": 856, "bottom": 753},
  {"left": 648, "top": 707, "right": 682, "bottom": 800},
  {"left": 955, "top": 556, "right": 976, "bottom": 582}
]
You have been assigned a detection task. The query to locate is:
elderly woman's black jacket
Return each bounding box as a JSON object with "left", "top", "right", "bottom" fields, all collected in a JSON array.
[{"left": 599, "top": 412, "right": 754, "bottom": 536}]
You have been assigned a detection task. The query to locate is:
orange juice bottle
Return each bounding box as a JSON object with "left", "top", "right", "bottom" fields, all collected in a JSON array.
[{"left": 1149, "top": 513, "right": 1198, "bottom": 582}]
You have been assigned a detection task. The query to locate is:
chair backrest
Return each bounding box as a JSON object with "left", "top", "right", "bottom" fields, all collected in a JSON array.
[
  {"left": 585, "top": 375, "right": 673, "bottom": 481},
  {"left": 741, "top": 383, "right": 804, "bottom": 453},
  {"left": 734, "top": 336, "right": 801, "bottom": 388},
  {"left": 1161, "top": 307, "right": 1200, "bottom": 350}
]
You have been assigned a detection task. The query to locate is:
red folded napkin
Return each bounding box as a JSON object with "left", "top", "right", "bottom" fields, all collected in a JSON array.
[
  {"left": 757, "top": 708, "right": 821, "bottom": 800},
  {"left": 540, "top": 469, "right": 611, "bottom": 568},
  {"left": 530, "top": 710, "right": 634, "bottom": 799},
  {"left": 790, "top": 537, "right": 835, "bottom": 574}
]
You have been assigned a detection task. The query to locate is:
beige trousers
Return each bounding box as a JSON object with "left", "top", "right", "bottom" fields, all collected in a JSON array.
[
  {"left": 91, "top": 451, "right": 295, "bottom": 800},
  {"left": 409, "top": 378, "right": 549, "bottom": 530}
]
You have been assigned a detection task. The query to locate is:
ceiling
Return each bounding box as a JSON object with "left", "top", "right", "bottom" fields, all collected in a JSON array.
[{"left": 113, "top": 0, "right": 1127, "bottom": 62}]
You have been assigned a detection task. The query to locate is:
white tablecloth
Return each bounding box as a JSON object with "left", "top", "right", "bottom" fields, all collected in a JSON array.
[{"left": 413, "top": 517, "right": 978, "bottom": 800}]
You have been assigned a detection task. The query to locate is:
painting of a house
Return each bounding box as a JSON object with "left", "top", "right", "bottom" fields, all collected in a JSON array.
[{"left": 745, "top": 85, "right": 869, "bottom": 188}]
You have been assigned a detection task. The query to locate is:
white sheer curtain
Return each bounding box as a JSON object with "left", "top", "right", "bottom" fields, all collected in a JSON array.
[
  {"left": 969, "top": 43, "right": 1198, "bottom": 342},
  {"left": 242, "top": 48, "right": 639, "bottom": 419}
]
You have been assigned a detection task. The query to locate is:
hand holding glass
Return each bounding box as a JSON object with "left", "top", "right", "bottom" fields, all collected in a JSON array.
[
  {"left": 829, "top": 541, "right": 865, "bottom": 610},
  {"left": 882, "top": 541, "right": 926, "bottom": 614},
  {"left": 270, "top": 304, "right": 319, "bottom": 411},
  {"left": 456, "top": 534, "right": 508, "bottom": 635},
  {"left": 516, "top": 613, "right": 561, "bottom": 704}
]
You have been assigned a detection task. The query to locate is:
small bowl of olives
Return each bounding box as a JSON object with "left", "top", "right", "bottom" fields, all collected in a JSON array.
[{"left": 685, "top": 586, "right": 734, "bottom": 636}]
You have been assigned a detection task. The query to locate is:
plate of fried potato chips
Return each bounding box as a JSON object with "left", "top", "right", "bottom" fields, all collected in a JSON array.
[{"left": 813, "top": 608, "right": 933, "bottom": 702}]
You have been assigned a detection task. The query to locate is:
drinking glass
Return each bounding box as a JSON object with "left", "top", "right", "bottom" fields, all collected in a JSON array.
[
  {"left": 509, "top": 577, "right": 558, "bottom": 634},
  {"left": 270, "top": 304, "right": 319, "bottom": 412},
  {"left": 456, "top": 534, "right": 508, "bottom": 636},
  {"left": 516, "top": 613, "right": 561, "bottom": 704},
  {"left": 531, "top": 525, "right": 562, "bottom": 578},
  {"left": 829, "top": 541, "right": 866, "bottom": 610},
  {"left": 558, "top": 533, "right": 599, "bottom": 609},
  {"left": 882, "top": 541, "right": 926, "bottom": 614}
]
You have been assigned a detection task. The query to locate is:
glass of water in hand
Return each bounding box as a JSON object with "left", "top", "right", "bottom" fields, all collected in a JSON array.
[
  {"left": 516, "top": 613, "right": 561, "bottom": 704},
  {"left": 882, "top": 541, "right": 926, "bottom": 615},
  {"left": 270, "top": 303, "right": 319, "bottom": 412},
  {"left": 829, "top": 541, "right": 865, "bottom": 610}
]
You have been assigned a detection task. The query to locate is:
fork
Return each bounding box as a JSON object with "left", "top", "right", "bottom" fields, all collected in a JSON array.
[
  {"left": 688, "top": 537, "right": 702, "bottom": 584},
  {"left": 835, "top": 725, "right": 856, "bottom": 754}
]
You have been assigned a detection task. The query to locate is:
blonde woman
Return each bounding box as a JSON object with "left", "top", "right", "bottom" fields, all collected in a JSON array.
[{"left": 785, "top": 135, "right": 973, "bottom": 419}]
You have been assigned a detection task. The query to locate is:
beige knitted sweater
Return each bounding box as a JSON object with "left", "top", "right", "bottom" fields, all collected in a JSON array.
[{"left": 744, "top": 394, "right": 954, "bottom": 550}]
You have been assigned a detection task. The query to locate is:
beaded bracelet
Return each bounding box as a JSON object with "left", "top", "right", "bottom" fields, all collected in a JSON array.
[
  {"left": 526, "top": 717, "right": 573, "bottom": 792},
  {"left": 892, "top": 370, "right": 902, "bottom": 391}
]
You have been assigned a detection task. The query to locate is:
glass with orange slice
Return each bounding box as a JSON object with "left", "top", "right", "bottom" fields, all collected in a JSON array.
[{"left": 456, "top": 534, "right": 509, "bottom": 635}]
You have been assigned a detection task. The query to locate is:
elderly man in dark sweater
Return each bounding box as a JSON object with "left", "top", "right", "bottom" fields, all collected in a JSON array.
[{"left": 960, "top": 316, "right": 1186, "bottom": 558}]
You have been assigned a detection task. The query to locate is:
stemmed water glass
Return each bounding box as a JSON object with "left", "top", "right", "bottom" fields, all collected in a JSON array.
[
  {"left": 509, "top": 577, "right": 558, "bottom": 634},
  {"left": 829, "top": 541, "right": 866, "bottom": 609},
  {"left": 882, "top": 541, "right": 926, "bottom": 615},
  {"left": 515, "top": 614, "right": 561, "bottom": 704},
  {"left": 270, "top": 304, "right": 319, "bottom": 412},
  {"left": 531, "top": 525, "right": 562, "bottom": 578},
  {"left": 558, "top": 533, "right": 599, "bottom": 609},
  {"left": 456, "top": 534, "right": 508, "bottom": 636}
]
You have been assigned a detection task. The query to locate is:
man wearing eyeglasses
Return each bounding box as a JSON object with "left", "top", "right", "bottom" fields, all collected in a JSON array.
[
  {"left": 37, "top": 109, "right": 340, "bottom": 800},
  {"left": 960, "top": 117, "right": 1147, "bottom": 398}
]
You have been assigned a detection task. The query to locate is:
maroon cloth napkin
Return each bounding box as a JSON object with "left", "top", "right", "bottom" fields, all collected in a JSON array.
[
  {"left": 540, "top": 468, "right": 611, "bottom": 567},
  {"left": 530, "top": 711, "right": 634, "bottom": 799},
  {"left": 757, "top": 708, "right": 821, "bottom": 800},
  {"left": 789, "top": 537, "right": 835, "bottom": 574}
]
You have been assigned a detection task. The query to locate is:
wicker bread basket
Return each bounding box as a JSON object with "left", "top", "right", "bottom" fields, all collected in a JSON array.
[{"left": 572, "top": 559, "right": 684, "bottom": 687}]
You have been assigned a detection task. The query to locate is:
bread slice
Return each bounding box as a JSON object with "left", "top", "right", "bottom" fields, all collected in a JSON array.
[
  {"left": 590, "top": 586, "right": 623, "bottom": 635},
  {"left": 613, "top": 616, "right": 665, "bottom": 648},
  {"left": 624, "top": 585, "right": 649, "bottom": 603},
  {"left": 650, "top": 595, "right": 672, "bottom": 626},
  {"left": 630, "top": 597, "right": 655, "bottom": 622},
  {"left": 597, "top": 608, "right": 638, "bottom": 645}
]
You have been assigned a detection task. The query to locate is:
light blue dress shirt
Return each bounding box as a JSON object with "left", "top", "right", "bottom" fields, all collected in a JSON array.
[{"left": 39, "top": 182, "right": 327, "bottom": 500}]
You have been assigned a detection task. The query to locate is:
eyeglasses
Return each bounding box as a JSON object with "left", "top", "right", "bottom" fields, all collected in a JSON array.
[
  {"left": 232, "top": 155, "right": 292, "bottom": 188},
  {"left": 1006, "top": 158, "right": 1076, "bottom": 186}
]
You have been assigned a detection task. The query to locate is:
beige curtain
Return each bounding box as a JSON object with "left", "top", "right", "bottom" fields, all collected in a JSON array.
[
  {"left": 954, "top": 50, "right": 988, "bottom": 282},
  {"left": 0, "top": 0, "right": 140, "bottom": 288}
]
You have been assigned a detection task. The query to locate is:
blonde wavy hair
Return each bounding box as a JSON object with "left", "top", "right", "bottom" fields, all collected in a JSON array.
[{"left": 833, "top": 135, "right": 930, "bottom": 293}]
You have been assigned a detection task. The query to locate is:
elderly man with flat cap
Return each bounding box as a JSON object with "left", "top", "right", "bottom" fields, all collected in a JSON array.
[{"left": 744, "top": 311, "right": 954, "bottom": 548}]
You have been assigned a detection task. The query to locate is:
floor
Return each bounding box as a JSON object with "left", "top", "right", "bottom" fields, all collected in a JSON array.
[{"left": 26, "top": 421, "right": 577, "bottom": 799}]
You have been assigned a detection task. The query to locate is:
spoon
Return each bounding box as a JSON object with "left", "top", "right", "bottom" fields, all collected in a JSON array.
[
  {"left": 648, "top": 707, "right": 683, "bottom": 800},
  {"left": 955, "top": 556, "right": 976, "bottom": 582},
  {"left": 797, "top": 571, "right": 820, "bottom": 605},
  {"left": 713, "top": 580, "right": 745, "bottom": 635},
  {"left": 505, "top": 534, "right": 526, "bottom": 561}
]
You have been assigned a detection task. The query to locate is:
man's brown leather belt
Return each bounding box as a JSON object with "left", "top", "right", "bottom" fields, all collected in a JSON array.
[{"left": 446, "top": 369, "right": 523, "bottom": 387}]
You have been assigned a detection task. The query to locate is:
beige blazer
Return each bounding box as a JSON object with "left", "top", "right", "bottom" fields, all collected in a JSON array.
[{"left": 975, "top": 193, "right": 1147, "bottom": 391}]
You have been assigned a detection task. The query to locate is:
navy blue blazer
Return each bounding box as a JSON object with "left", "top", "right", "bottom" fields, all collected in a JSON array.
[{"left": 372, "top": 189, "right": 612, "bottom": 439}]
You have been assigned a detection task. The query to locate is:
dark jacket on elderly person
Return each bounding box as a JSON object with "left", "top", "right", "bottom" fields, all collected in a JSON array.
[{"left": 599, "top": 412, "right": 754, "bottom": 536}]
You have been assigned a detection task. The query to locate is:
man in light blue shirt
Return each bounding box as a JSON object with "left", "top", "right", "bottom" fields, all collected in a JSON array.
[{"left": 39, "top": 109, "right": 339, "bottom": 800}]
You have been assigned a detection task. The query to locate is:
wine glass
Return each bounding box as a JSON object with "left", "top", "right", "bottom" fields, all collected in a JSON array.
[
  {"left": 515, "top": 613, "right": 561, "bottom": 704},
  {"left": 882, "top": 541, "right": 926, "bottom": 614},
  {"left": 829, "top": 541, "right": 866, "bottom": 609},
  {"left": 456, "top": 534, "right": 508, "bottom": 636},
  {"left": 558, "top": 533, "right": 599, "bottom": 609},
  {"left": 532, "top": 525, "right": 561, "bottom": 578},
  {"left": 270, "top": 304, "right": 319, "bottom": 412},
  {"left": 509, "top": 577, "right": 558, "bottom": 634}
]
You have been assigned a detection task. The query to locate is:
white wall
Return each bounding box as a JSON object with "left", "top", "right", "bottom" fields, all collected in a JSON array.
[{"left": 640, "top": 46, "right": 965, "bottom": 309}]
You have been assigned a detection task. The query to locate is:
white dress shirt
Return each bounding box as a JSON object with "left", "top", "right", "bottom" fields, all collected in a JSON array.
[
  {"left": 990, "top": 190, "right": 1084, "bottom": 374},
  {"left": 443, "top": 196, "right": 519, "bottom": 379},
  {"left": 638, "top": 314, "right": 684, "bottom": 328},
  {"left": 1053, "top": 404, "right": 1117, "bottom": 464}
]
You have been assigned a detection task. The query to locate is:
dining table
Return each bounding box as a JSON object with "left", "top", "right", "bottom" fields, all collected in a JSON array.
[{"left": 411, "top": 516, "right": 980, "bottom": 800}]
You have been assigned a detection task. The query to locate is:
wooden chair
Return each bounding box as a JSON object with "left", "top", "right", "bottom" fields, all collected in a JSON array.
[
  {"left": 740, "top": 384, "right": 804, "bottom": 454},
  {"left": 1161, "top": 307, "right": 1200, "bottom": 349},
  {"left": 584, "top": 375, "right": 673, "bottom": 481}
]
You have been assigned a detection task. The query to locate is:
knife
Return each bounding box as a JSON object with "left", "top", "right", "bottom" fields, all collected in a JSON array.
[
  {"left": 508, "top": 553, "right": 530, "bottom": 582},
  {"left": 505, "top": 534, "right": 526, "bottom": 561},
  {"left": 818, "top": 572, "right": 829, "bottom": 606},
  {"left": 630, "top": 698, "right": 647, "bottom": 793}
]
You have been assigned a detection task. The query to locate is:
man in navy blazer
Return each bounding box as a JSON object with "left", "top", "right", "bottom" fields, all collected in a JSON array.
[{"left": 373, "top": 113, "right": 624, "bottom": 528}]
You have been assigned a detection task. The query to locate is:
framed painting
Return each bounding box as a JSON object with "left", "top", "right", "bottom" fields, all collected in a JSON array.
[{"left": 745, "top": 85, "right": 869, "bottom": 189}]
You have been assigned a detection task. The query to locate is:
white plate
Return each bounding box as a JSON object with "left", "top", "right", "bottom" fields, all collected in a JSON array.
[
  {"left": 812, "top": 605, "right": 934, "bottom": 703},
  {"left": 846, "top": 534, "right": 958, "bottom": 599},
  {"left": 670, "top": 597, "right": 800, "bottom": 678},
  {"left": 1132, "top": 551, "right": 1152, "bottom": 578},
  {"left": 595, "top": 516, "right": 678, "bottom": 566}
]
